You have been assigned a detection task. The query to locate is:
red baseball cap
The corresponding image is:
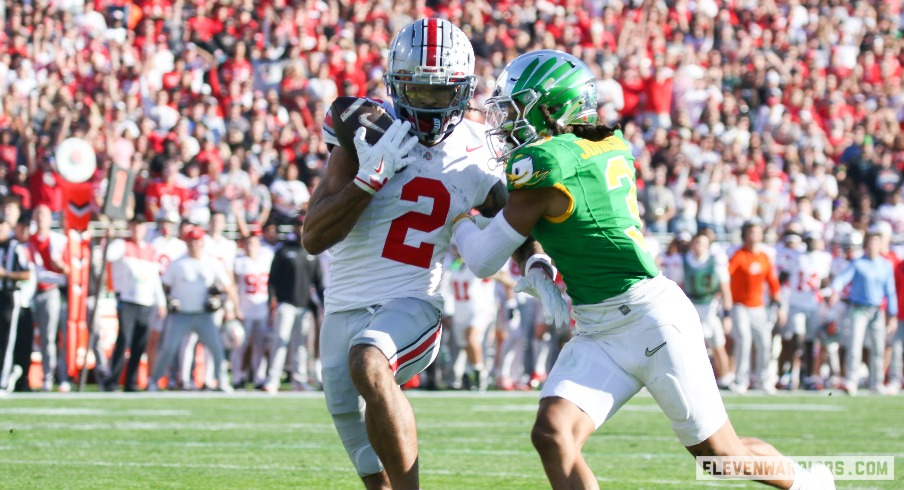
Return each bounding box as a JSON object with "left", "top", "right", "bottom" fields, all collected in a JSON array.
[{"left": 183, "top": 225, "right": 206, "bottom": 241}]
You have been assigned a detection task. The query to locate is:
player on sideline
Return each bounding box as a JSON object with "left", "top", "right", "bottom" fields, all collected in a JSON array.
[
  {"left": 232, "top": 232, "right": 274, "bottom": 389},
  {"left": 452, "top": 50, "right": 834, "bottom": 489},
  {"left": 444, "top": 244, "right": 498, "bottom": 391},
  {"left": 303, "top": 18, "right": 505, "bottom": 489},
  {"left": 148, "top": 209, "right": 187, "bottom": 379}
]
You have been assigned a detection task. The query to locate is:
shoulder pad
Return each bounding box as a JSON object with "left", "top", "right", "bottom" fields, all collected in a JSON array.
[{"left": 505, "top": 144, "right": 560, "bottom": 190}]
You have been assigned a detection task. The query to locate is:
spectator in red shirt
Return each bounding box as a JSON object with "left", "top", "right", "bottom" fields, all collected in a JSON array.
[
  {"left": 144, "top": 161, "right": 186, "bottom": 221},
  {"left": 30, "top": 158, "right": 66, "bottom": 215},
  {"left": 9, "top": 166, "right": 31, "bottom": 210},
  {"left": 643, "top": 63, "right": 675, "bottom": 129},
  {"left": 0, "top": 129, "right": 18, "bottom": 174}
]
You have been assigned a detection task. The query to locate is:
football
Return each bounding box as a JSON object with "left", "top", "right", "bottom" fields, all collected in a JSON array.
[{"left": 329, "top": 96, "right": 396, "bottom": 163}]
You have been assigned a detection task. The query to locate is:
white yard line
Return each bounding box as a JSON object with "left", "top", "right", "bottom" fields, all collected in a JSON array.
[
  {"left": 0, "top": 408, "right": 192, "bottom": 416},
  {"left": 1, "top": 421, "right": 335, "bottom": 431}
]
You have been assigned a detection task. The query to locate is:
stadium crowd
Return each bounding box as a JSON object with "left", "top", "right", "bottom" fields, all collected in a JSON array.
[{"left": 0, "top": 0, "right": 902, "bottom": 395}]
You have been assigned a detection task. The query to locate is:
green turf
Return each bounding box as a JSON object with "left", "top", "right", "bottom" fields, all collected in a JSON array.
[{"left": 0, "top": 391, "right": 900, "bottom": 489}]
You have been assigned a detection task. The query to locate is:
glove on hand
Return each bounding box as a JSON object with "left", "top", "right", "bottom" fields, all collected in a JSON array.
[
  {"left": 353, "top": 120, "right": 420, "bottom": 194},
  {"left": 514, "top": 268, "right": 569, "bottom": 327}
]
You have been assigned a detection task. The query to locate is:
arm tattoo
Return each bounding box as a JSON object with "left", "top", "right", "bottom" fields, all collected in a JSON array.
[{"left": 475, "top": 181, "right": 508, "bottom": 217}]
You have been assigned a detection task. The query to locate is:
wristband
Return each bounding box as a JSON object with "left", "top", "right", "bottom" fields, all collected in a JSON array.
[{"left": 525, "top": 254, "right": 557, "bottom": 280}]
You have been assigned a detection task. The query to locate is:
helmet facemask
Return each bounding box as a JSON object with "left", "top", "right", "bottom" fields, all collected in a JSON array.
[
  {"left": 485, "top": 88, "right": 541, "bottom": 162},
  {"left": 484, "top": 50, "right": 600, "bottom": 164},
  {"left": 385, "top": 66, "right": 476, "bottom": 146}
]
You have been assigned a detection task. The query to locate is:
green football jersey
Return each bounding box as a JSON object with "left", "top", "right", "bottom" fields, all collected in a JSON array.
[
  {"left": 682, "top": 254, "right": 719, "bottom": 304},
  {"left": 505, "top": 131, "right": 659, "bottom": 305}
]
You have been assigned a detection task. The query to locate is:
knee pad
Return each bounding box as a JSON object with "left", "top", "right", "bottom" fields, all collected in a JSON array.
[{"left": 331, "top": 411, "right": 383, "bottom": 477}]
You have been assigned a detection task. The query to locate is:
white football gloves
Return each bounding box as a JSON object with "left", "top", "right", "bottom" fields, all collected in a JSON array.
[
  {"left": 352, "top": 119, "right": 420, "bottom": 195},
  {"left": 515, "top": 267, "right": 569, "bottom": 327}
]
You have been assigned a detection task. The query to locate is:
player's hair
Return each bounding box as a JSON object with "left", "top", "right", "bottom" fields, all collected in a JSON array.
[{"left": 538, "top": 105, "right": 621, "bottom": 142}]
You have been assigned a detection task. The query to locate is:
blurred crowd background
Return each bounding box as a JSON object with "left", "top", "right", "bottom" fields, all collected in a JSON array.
[
  {"left": 0, "top": 0, "right": 902, "bottom": 394},
  {"left": 0, "top": 0, "right": 901, "bottom": 239}
]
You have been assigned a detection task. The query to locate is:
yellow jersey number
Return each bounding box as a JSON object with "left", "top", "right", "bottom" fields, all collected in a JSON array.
[{"left": 604, "top": 155, "right": 647, "bottom": 251}]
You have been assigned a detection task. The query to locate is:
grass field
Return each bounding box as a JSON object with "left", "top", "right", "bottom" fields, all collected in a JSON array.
[{"left": 0, "top": 390, "right": 900, "bottom": 489}]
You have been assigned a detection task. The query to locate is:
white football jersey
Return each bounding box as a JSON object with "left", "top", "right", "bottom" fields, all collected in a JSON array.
[
  {"left": 447, "top": 259, "right": 498, "bottom": 318},
  {"left": 773, "top": 244, "right": 800, "bottom": 277},
  {"left": 325, "top": 118, "right": 501, "bottom": 314},
  {"left": 830, "top": 253, "right": 856, "bottom": 299},
  {"left": 150, "top": 235, "right": 187, "bottom": 275},
  {"left": 204, "top": 234, "right": 237, "bottom": 274},
  {"left": 786, "top": 251, "right": 830, "bottom": 307},
  {"left": 234, "top": 248, "right": 274, "bottom": 313}
]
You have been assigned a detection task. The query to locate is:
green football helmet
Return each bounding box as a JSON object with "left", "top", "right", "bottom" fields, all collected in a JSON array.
[{"left": 485, "top": 50, "right": 598, "bottom": 162}]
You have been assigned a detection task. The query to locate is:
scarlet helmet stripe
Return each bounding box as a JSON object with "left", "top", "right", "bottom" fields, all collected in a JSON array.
[{"left": 425, "top": 18, "right": 439, "bottom": 66}]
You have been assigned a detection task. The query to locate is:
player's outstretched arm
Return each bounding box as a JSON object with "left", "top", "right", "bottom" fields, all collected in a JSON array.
[
  {"left": 302, "top": 145, "right": 375, "bottom": 255},
  {"left": 453, "top": 187, "right": 553, "bottom": 278}
]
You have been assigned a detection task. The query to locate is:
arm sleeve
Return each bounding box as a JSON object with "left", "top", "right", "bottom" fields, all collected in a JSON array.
[{"left": 453, "top": 213, "right": 528, "bottom": 279}]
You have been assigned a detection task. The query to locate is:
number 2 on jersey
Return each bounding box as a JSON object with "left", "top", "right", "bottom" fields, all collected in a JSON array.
[
  {"left": 382, "top": 177, "right": 451, "bottom": 269},
  {"left": 604, "top": 155, "right": 646, "bottom": 250}
]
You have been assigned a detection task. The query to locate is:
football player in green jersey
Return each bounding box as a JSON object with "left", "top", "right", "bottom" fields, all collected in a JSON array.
[{"left": 452, "top": 50, "right": 833, "bottom": 489}]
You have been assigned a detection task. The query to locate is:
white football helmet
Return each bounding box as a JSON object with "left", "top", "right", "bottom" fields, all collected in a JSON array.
[{"left": 384, "top": 18, "right": 477, "bottom": 146}]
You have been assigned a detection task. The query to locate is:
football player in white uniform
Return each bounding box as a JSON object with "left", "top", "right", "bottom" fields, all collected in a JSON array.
[
  {"left": 232, "top": 233, "right": 274, "bottom": 389},
  {"left": 445, "top": 245, "right": 498, "bottom": 391},
  {"left": 303, "top": 18, "right": 506, "bottom": 489},
  {"left": 782, "top": 235, "right": 832, "bottom": 390},
  {"left": 148, "top": 209, "right": 186, "bottom": 381}
]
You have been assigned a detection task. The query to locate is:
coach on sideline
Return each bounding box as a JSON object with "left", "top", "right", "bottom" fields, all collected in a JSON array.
[
  {"left": 146, "top": 225, "right": 238, "bottom": 393},
  {"left": 830, "top": 225, "right": 898, "bottom": 395}
]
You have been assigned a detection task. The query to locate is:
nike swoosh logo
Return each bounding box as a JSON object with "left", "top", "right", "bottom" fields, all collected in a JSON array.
[
  {"left": 645, "top": 342, "right": 667, "bottom": 357},
  {"left": 374, "top": 158, "right": 384, "bottom": 174},
  {"left": 358, "top": 114, "right": 386, "bottom": 133},
  {"left": 466, "top": 145, "right": 484, "bottom": 152}
]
